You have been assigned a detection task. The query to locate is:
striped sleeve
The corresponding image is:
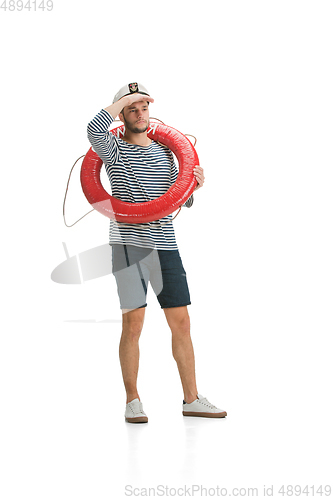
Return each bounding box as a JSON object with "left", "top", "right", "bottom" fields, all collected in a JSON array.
[
  {"left": 87, "top": 109, "right": 119, "bottom": 165},
  {"left": 184, "top": 194, "right": 194, "bottom": 208}
]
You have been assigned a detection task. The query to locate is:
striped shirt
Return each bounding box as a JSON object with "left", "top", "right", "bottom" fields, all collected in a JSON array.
[{"left": 87, "top": 108, "right": 194, "bottom": 250}]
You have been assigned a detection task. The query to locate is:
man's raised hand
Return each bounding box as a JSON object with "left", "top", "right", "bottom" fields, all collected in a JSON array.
[
  {"left": 124, "top": 93, "right": 154, "bottom": 106},
  {"left": 104, "top": 93, "right": 154, "bottom": 120}
]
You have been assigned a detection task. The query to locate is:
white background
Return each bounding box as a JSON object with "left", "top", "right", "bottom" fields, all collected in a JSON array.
[{"left": 1, "top": 0, "right": 332, "bottom": 498}]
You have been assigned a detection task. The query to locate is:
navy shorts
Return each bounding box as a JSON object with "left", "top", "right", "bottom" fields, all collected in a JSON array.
[{"left": 111, "top": 244, "right": 191, "bottom": 310}]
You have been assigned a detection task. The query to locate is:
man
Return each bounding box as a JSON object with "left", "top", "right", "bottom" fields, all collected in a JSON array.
[{"left": 87, "top": 82, "right": 227, "bottom": 423}]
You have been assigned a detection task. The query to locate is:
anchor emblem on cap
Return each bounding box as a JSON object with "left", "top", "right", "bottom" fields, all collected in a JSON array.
[{"left": 128, "top": 82, "right": 138, "bottom": 93}]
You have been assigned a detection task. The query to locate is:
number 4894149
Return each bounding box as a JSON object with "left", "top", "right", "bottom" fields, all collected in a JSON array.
[{"left": 0, "top": 0, "right": 53, "bottom": 10}]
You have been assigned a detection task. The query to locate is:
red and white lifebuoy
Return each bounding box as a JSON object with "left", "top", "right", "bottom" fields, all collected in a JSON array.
[{"left": 80, "top": 121, "right": 198, "bottom": 223}]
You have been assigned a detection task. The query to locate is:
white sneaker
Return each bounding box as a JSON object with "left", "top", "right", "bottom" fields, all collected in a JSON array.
[
  {"left": 182, "top": 394, "right": 227, "bottom": 418},
  {"left": 125, "top": 398, "right": 148, "bottom": 423}
]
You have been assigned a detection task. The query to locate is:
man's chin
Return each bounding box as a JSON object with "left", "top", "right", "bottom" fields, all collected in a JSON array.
[{"left": 133, "top": 123, "right": 148, "bottom": 134}]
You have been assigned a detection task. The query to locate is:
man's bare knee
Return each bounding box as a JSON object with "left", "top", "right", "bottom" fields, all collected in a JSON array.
[
  {"left": 164, "top": 306, "right": 191, "bottom": 336},
  {"left": 121, "top": 308, "right": 145, "bottom": 340}
]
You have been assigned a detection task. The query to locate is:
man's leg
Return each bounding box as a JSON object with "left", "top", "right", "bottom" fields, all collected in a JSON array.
[
  {"left": 119, "top": 307, "right": 146, "bottom": 403},
  {"left": 163, "top": 306, "right": 198, "bottom": 404}
]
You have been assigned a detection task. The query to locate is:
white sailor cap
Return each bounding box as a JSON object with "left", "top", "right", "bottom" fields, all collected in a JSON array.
[{"left": 112, "top": 82, "right": 150, "bottom": 104}]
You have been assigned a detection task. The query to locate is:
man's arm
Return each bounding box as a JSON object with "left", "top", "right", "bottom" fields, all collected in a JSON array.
[
  {"left": 86, "top": 95, "right": 134, "bottom": 164},
  {"left": 103, "top": 97, "right": 129, "bottom": 120},
  {"left": 87, "top": 108, "right": 118, "bottom": 166}
]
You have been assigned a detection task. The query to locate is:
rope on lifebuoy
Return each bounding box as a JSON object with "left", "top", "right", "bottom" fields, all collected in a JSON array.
[{"left": 63, "top": 155, "right": 92, "bottom": 227}]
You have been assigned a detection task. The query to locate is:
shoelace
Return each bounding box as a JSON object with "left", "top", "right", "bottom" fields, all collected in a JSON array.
[
  {"left": 199, "top": 397, "right": 217, "bottom": 409},
  {"left": 128, "top": 401, "right": 145, "bottom": 416}
]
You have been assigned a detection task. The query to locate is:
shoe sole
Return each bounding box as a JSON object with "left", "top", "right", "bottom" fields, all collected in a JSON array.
[
  {"left": 125, "top": 416, "right": 148, "bottom": 423},
  {"left": 182, "top": 411, "right": 227, "bottom": 418}
]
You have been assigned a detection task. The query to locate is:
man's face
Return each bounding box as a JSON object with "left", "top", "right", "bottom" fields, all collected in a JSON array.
[{"left": 121, "top": 100, "right": 150, "bottom": 134}]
